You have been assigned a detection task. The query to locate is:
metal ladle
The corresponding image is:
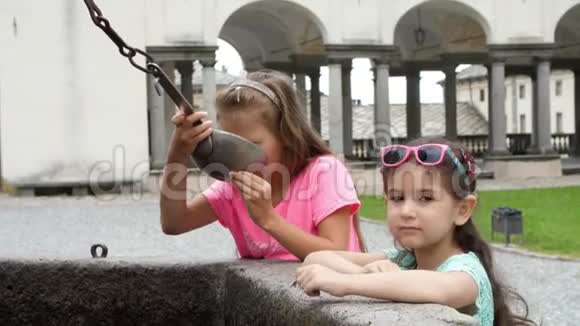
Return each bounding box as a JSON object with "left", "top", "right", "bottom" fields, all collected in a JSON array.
[
  {"left": 83, "top": 0, "right": 265, "bottom": 181},
  {"left": 148, "top": 64, "right": 265, "bottom": 181}
]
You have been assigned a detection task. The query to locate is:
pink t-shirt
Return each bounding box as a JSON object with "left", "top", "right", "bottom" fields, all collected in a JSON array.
[{"left": 202, "top": 154, "right": 361, "bottom": 260}]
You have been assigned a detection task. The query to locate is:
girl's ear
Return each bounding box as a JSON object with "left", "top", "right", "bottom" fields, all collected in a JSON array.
[{"left": 454, "top": 195, "right": 477, "bottom": 226}]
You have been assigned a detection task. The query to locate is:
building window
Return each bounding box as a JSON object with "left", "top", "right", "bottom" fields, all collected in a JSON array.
[
  {"left": 519, "top": 114, "right": 526, "bottom": 133},
  {"left": 519, "top": 85, "right": 525, "bottom": 99},
  {"left": 555, "top": 80, "right": 563, "bottom": 96},
  {"left": 479, "top": 89, "right": 485, "bottom": 102},
  {"left": 556, "top": 112, "right": 563, "bottom": 133}
]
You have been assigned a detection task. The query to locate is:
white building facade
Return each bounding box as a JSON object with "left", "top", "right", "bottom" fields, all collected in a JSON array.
[
  {"left": 1, "top": 0, "right": 580, "bottom": 190},
  {"left": 456, "top": 66, "right": 576, "bottom": 134}
]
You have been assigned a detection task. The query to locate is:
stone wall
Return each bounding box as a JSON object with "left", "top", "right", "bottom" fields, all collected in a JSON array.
[{"left": 0, "top": 258, "right": 477, "bottom": 325}]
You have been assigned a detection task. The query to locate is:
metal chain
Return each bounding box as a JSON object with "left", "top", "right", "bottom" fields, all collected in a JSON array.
[
  {"left": 83, "top": 0, "right": 155, "bottom": 74},
  {"left": 82, "top": 0, "right": 196, "bottom": 113}
]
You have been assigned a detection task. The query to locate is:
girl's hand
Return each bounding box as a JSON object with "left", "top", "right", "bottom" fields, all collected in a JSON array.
[
  {"left": 362, "top": 259, "right": 400, "bottom": 273},
  {"left": 230, "top": 171, "right": 276, "bottom": 228},
  {"left": 295, "top": 264, "right": 349, "bottom": 297},
  {"left": 169, "top": 110, "right": 213, "bottom": 157}
]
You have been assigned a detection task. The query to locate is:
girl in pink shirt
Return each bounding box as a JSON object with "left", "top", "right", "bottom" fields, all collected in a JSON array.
[{"left": 160, "top": 69, "right": 364, "bottom": 261}]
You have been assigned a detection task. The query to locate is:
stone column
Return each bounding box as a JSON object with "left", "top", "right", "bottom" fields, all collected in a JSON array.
[
  {"left": 575, "top": 70, "right": 580, "bottom": 156},
  {"left": 530, "top": 72, "right": 539, "bottom": 150},
  {"left": 342, "top": 60, "right": 353, "bottom": 157},
  {"left": 308, "top": 69, "right": 322, "bottom": 133},
  {"left": 488, "top": 61, "right": 509, "bottom": 155},
  {"left": 328, "top": 61, "right": 344, "bottom": 157},
  {"left": 535, "top": 59, "right": 553, "bottom": 154},
  {"left": 294, "top": 73, "right": 308, "bottom": 114},
  {"left": 201, "top": 59, "right": 217, "bottom": 124},
  {"left": 510, "top": 75, "right": 519, "bottom": 133},
  {"left": 443, "top": 65, "right": 458, "bottom": 140},
  {"left": 374, "top": 59, "right": 391, "bottom": 147},
  {"left": 176, "top": 61, "right": 194, "bottom": 106},
  {"left": 406, "top": 68, "right": 421, "bottom": 140},
  {"left": 371, "top": 65, "right": 377, "bottom": 114},
  {"left": 149, "top": 61, "right": 176, "bottom": 169}
]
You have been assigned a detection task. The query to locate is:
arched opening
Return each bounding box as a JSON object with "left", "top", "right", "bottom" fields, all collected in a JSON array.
[
  {"left": 555, "top": 4, "right": 580, "bottom": 57},
  {"left": 215, "top": 39, "right": 244, "bottom": 76},
  {"left": 218, "top": 0, "right": 327, "bottom": 70},
  {"left": 394, "top": 0, "right": 489, "bottom": 60},
  {"left": 216, "top": 0, "right": 329, "bottom": 139},
  {"left": 391, "top": 0, "right": 491, "bottom": 145}
]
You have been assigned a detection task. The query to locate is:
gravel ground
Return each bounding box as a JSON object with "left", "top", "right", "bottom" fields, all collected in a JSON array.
[{"left": 1, "top": 193, "right": 578, "bottom": 325}]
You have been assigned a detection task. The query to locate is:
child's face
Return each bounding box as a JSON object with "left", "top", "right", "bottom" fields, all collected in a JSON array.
[
  {"left": 385, "top": 161, "right": 465, "bottom": 250},
  {"left": 217, "top": 107, "right": 283, "bottom": 175}
]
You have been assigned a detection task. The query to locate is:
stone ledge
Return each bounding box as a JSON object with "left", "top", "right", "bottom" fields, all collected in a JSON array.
[
  {"left": 226, "top": 261, "right": 477, "bottom": 325},
  {"left": 483, "top": 155, "right": 563, "bottom": 179},
  {"left": 0, "top": 258, "right": 477, "bottom": 325},
  {"left": 483, "top": 154, "right": 562, "bottom": 162}
]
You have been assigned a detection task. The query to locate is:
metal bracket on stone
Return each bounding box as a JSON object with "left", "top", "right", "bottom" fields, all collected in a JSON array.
[{"left": 90, "top": 244, "right": 108, "bottom": 258}]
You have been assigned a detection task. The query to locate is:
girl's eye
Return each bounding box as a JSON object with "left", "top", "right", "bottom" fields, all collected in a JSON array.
[
  {"left": 389, "top": 195, "right": 403, "bottom": 202},
  {"left": 419, "top": 195, "right": 434, "bottom": 202}
]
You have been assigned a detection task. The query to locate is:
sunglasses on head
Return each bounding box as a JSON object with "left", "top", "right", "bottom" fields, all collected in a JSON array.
[{"left": 380, "top": 143, "right": 468, "bottom": 177}]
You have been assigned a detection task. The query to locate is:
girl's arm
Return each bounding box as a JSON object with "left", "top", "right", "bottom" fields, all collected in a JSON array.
[
  {"left": 345, "top": 271, "right": 478, "bottom": 308},
  {"left": 297, "top": 266, "right": 478, "bottom": 309},
  {"left": 262, "top": 207, "right": 356, "bottom": 261},
  {"left": 303, "top": 251, "right": 388, "bottom": 274},
  {"left": 159, "top": 150, "right": 217, "bottom": 235},
  {"left": 160, "top": 111, "right": 217, "bottom": 235}
]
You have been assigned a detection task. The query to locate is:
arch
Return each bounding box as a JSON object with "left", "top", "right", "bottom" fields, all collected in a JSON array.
[
  {"left": 217, "top": 0, "right": 328, "bottom": 45},
  {"left": 218, "top": 36, "right": 262, "bottom": 70},
  {"left": 554, "top": 3, "right": 580, "bottom": 44},
  {"left": 217, "top": 0, "right": 327, "bottom": 66},
  {"left": 395, "top": 0, "right": 491, "bottom": 40},
  {"left": 393, "top": 0, "right": 491, "bottom": 59},
  {"left": 219, "top": 26, "right": 270, "bottom": 68},
  {"left": 393, "top": 0, "right": 490, "bottom": 58},
  {"left": 553, "top": 3, "right": 580, "bottom": 57}
]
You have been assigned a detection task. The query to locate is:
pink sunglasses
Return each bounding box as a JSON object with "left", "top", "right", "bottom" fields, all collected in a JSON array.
[{"left": 380, "top": 144, "right": 468, "bottom": 176}]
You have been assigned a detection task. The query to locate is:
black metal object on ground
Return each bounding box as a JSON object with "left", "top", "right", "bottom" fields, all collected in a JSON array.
[{"left": 492, "top": 206, "right": 524, "bottom": 246}]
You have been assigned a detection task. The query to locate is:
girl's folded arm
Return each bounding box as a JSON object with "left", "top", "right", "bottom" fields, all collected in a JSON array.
[
  {"left": 304, "top": 251, "right": 388, "bottom": 273},
  {"left": 343, "top": 270, "right": 478, "bottom": 309}
]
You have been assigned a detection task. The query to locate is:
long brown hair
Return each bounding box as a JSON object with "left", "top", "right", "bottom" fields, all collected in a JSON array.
[
  {"left": 215, "top": 69, "right": 366, "bottom": 252},
  {"left": 216, "top": 69, "right": 329, "bottom": 175},
  {"left": 383, "top": 136, "right": 534, "bottom": 326}
]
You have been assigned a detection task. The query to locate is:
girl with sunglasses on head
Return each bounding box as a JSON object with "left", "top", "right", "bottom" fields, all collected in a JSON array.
[
  {"left": 160, "top": 69, "right": 365, "bottom": 261},
  {"left": 295, "top": 137, "right": 535, "bottom": 326}
]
